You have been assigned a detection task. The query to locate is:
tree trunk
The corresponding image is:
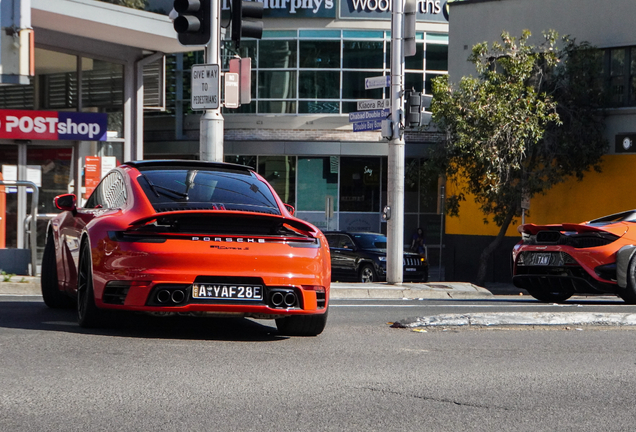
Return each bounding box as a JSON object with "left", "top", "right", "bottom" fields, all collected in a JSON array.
[{"left": 475, "top": 207, "right": 517, "bottom": 286}]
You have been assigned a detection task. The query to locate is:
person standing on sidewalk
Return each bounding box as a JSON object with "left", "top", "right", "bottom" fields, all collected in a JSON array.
[{"left": 410, "top": 227, "right": 426, "bottom": 256}]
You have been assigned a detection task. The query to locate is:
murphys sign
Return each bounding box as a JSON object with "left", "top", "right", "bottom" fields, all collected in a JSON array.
[
  {"left": 221, "top": 0, "right": 335, "bottom": 19},
  {"left": 0, "top": 109, "right": 108, "bottom": 141},
  {"left": 340, "top": 0, "right": 448, "bottom": 21}
]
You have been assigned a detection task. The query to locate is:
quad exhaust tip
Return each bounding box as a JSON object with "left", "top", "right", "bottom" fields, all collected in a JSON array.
[
  {"left": 156, "top": 289, "right": 186, "bottom": 305},
  {"left": 270, "top": 290, "right": 297, "bottom": 308}
]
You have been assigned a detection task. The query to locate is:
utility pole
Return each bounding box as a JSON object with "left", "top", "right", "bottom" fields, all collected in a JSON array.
[
  {"left": 386, "top": 0, "right": 406, "bottom": 284},
  {"left": 199, "top": 0, "right": 224, "bottom": 162}
]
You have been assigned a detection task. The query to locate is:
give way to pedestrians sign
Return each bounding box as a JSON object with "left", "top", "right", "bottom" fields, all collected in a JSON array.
[{"left": 191, "top": 64, "right": 219, "bottom": 110}]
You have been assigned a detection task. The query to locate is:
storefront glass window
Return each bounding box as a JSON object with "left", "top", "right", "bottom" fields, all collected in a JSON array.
[
  {"left": 610, "top": 48, "right": 626, "bottom": 105},
  {"left": 342, "top": 71, "right": 383, "bottom": 100},
  {"left": 299, "top": 71, "right": 339, "bottom": 99},
  {"left": 258, "top": 40, "right": 297, "bottom": 68},
  {"left": 258, "top": 71, "right": 297, "bottom": 99},
  {"left": 343, "top": 41, "right": 384, "bottom": 69},
  {"left": 630, "top": 47, "right": 636, "bottom": 104},
  {"left": 225, "top": 155, "right": 257, "bottom": 169},
  {"left": 420, "top": 168, "right": 439, "bottom": 214},
  {"left": 339, "top": 157, "right": 381, "bottom": 212},
  {"left": 299, "top": 41, "right": 340, "bottom": 68},
  {"left": 426, "top": 43, "right": 448, "bottom": 71},
  {"left": 297, "top": 157, "right": 338, "bottom": 211},
  {"left": 405, "top": 158, "right": 419, "bottom": 213},
  {"left": 217, "top": 29, "right": 448, "bottom": 114},
  {"left": 258, "top": 156, "right": 296, "bottom": 207}
]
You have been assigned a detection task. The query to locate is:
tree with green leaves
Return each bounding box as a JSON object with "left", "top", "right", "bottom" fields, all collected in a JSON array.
[
  {"left": 427, "top": 30, "right": 608, "bottom": 285},
  {"left": 98, "top": 0, "right": 148, "bottom": 10}
]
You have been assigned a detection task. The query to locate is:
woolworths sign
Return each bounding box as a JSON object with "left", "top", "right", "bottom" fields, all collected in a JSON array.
[{"left": 340, "top": 0, "right": 448, "bottom": 21}]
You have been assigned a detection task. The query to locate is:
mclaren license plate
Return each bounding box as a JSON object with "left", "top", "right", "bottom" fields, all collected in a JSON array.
[
  {"left": 532, "top": 253, "right": 552, "bottom": 266},
  {"left": 192, "top": 283, "right": 263, "bottom": 300}
]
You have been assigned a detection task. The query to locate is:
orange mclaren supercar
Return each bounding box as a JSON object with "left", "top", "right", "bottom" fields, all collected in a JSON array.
[
  {"left": 512, "top": 210, "right": 636, "bottom": 303},
  {"left": 41, "top": 160, "right": 330, "bottom": 335}
]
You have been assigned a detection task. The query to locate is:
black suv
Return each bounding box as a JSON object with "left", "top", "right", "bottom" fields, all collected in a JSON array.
[{"left": 323, "top": 231, "right": 428, "bottom": 283}]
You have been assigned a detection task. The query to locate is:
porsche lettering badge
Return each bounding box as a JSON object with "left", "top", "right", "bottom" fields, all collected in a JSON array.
[{"left": 192, "top": 236, "right": 265, "bottom": 243}]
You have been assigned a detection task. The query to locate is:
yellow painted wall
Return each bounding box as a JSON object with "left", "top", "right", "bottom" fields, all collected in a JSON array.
[{"left": 445, "top": 154, "right": 636, "bottom": 237}]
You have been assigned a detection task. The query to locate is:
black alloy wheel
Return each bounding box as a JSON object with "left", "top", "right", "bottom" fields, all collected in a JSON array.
[
  {"left": 77, "top": 242, "right": 104, "bottom": 328},
  {"left": 359, "top": 264, "right": 376, "bottom": 283},
  {"left": 619, "top": 255, "right": 636, "bottom": 304},
  {"left": 41, "top": 234, "right": 73, "bottom": 308}
]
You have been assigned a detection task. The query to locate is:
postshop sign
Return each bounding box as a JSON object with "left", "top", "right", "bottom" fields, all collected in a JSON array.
[{"left": 0, "top": 109, "right": 108, "bottom": 141}]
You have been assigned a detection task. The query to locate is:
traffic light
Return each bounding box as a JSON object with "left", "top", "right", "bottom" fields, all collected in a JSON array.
[
  {"left": 405, "top": 90, "right": 432, "bottom": 128},
  {"left": 173, "top": 0, "right": 211, "bottom": 46},
  {"left": 404, "top": 0, "right": 417, "bottom": 57},
  {"left": 405, "top": 90, "right": 422, "bottom": 127},
  {"left": 231, "top": 0, "right": 264, "bottom": 46}
]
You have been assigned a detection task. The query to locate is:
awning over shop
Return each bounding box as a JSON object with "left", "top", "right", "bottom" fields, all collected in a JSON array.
[{"left": 32, "top": 0, "right": 197, "bottom": 54}]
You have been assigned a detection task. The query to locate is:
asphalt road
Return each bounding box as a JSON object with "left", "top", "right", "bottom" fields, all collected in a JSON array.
[{"left": 2, "top": 297, "right": 636, "bottom": 431}]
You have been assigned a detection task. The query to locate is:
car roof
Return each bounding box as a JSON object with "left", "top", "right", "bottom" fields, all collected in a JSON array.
[{"left": 123, "top": 160, "right": 253, "bottom": 174}]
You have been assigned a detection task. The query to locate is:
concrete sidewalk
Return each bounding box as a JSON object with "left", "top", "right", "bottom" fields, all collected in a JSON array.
[
  {"left": 330, "top": 281, "right": 493, "bottom": 300},
  {"left": 0, "top": 276, "right": 496, "bottom": 300}
]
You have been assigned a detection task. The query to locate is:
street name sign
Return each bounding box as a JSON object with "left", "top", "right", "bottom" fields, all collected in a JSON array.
[
  {"left": 349, "top": 108, "right": 390, "bottom": 123},
  {"left": 357, "top": 99, "right": 391, "bottom": 111},
  {"left": 365, "top": 75, "right": 391, "bottom": 90},
  {"left": 191, "top": 64, "right": 219, "bottom": 110},
  {"left": 353, "top": 120, "right": 382, "bottom": 132}
]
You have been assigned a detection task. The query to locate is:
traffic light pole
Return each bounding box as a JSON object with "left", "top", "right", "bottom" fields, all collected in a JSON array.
[
  {"left": 200, "top": 0, "right": 224, "bottom": 162},
  {"left": 386, "top": 0, "right": 405, "bottom": 284}
]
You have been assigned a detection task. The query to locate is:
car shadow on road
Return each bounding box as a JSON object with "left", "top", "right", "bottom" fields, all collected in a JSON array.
[{"left": 0, "top": 300, "right": 289, "bottom": 342}]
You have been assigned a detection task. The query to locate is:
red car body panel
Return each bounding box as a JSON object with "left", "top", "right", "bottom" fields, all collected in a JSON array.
[{"left": 45, "top": 161, "right": 330, "bottom": 321}]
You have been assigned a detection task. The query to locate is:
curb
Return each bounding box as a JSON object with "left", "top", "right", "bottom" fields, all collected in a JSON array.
[
  {"left": 0, "top": 280, "right": 494, "bottom": 300},
  {"left": 393, "top": 312, "right": 636, "bottom": 328},
  {"left": 330, "top": 282, "right": 493, "bottom": 300}
]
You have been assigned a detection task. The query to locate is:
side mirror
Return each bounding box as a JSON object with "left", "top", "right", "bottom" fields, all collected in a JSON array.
[
  {"left": 284, "top": 203, "right": 295, "bottom": 216},
  {"left": 54, "top": 194, "right": 77, "bottom": 212}
]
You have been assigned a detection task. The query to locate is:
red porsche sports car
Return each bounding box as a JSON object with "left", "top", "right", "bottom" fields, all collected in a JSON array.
[
  {"left": 41, "top": 160, "right": 330, "bottom": 335},
  {"left": 512, "top": 210, "right": 636, "bottom": 303}
]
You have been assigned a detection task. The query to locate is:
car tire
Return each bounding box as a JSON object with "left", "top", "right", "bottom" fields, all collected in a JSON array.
[
  {"left": 77, "top": 242, "right": 105, "bottom": 328},
  {"left": 275, "top": 309, "right": 328, "bottom": 337},
  {"left": 359, "top": 264, "right": 376, "bottom": 283},
  {"left": 620, "top": 255, "right": 636, "bottom": 304},
  {"left": 526, "top": 286, "right": 573, "bottom": 303},
  {"left": 41, "top": 234, "right": 74, "bottom": 309},
  {"left": 421, "top": 268, "right": 429, "bottom": 283}
]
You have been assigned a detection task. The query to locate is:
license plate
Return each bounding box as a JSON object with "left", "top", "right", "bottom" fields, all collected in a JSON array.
[
  {"left": 533, "top": 253, "right": 552, "bottom": 266},
  {"left": 192, "top": 283, "right": 263, "bottom": 300},
  {"left": 405, "top": 268, "right": 417, "bottom": 272}
]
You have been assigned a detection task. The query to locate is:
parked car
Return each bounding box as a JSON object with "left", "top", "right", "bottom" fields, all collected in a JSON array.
[
  {"left": 512, "top": 210, "right": 636, "bottom": 303},
  {"left": 41, "top": 160, "right": 330, "bottom": 336},
  {"left": 323, "top": 231, "right": 428, "bottom": 283}
]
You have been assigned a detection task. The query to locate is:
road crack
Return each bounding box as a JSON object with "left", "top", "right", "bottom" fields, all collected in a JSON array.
[{"left": 359, "top": 386, "right": 511, "bottom": 411}]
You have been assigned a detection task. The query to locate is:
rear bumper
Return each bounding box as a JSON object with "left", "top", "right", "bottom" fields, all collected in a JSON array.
[{"left": 97, "top": 278, "right": 329, "bottom": 316}]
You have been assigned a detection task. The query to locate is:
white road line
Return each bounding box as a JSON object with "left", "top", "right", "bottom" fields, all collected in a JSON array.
[{"left": 330, "top": 304, "right": 616, "bottom": 308}]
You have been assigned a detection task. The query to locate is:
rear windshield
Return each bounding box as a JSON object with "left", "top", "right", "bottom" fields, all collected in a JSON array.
[{"left": 137, "top": 168, "right": 281, "bottom": 215}]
